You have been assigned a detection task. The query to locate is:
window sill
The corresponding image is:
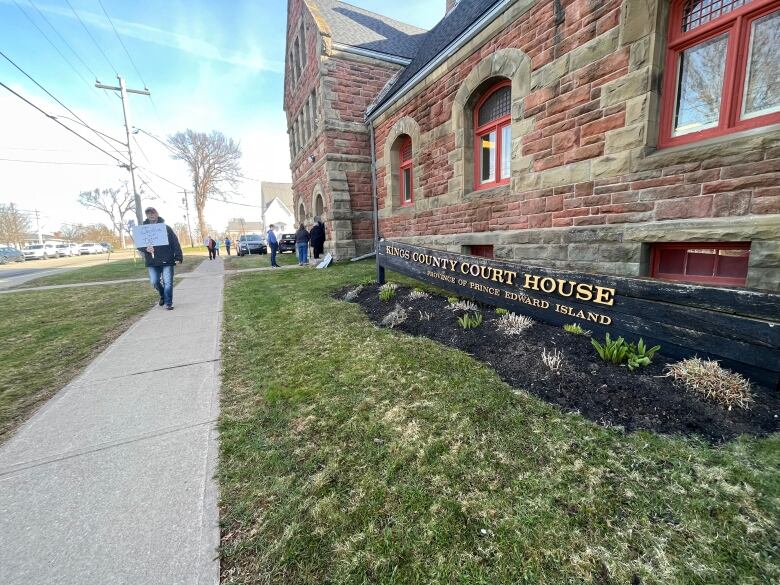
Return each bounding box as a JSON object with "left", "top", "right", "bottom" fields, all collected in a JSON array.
[
  {"left": 640, "top": 123, "right": 780, "bottom": 169},
  {"left": 464, "top": 183, "right": 510, "bottom": 200}
]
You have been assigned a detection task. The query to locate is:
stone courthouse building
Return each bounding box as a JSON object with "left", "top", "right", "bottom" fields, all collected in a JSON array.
[{"left": 284, "top": 0, "right": 780, "bottom": 290}]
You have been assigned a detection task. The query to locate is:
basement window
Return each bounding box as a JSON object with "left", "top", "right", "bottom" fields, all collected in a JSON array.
[{"left": 650, "top": 242, "right": 750, "bottom": 286}]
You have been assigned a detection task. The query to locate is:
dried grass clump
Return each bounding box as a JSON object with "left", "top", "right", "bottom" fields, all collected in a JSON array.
[
  {"left": 343, "top": 286, "right": 363, "bottom": 301},
  {"left": 448, "top": 300, "right": 479, "bottom": 312},
  {"left": 666, "top": 358, "right": 753, "bottom": 410},
  {"left": 409, "top": 289, "right": 430, "bottom": 300},
  {"left": 541, "top": 347, "right": 563, "bottom": 373},
  {"left": 496, "top": 312, "right": 534, "bottom": 335},
  {"left": 381, "top": 304, "right": 408, "bottom": 329},
  {"left": 379, "top": 282, "right": 398, "bottom": 292}
]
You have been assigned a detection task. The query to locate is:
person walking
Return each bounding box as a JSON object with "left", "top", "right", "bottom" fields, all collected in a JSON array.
[
  {"left": 138, "top": 207, "right": 183, "bottom": 310},
  {"left": 206, "top": 237, "right": 216, "bottom": 260},
  {"left": 310, "top": 218, "right": 326, "bottom": 260},
  {"left": 267, "top": 224, "right": 280, "bottom": 267},
  {"left": 225, "top": 236, "right": 232, "bottom": 255},
  {"left": 214, "top": 238, "right": 221, "bottom": 257},
  {"left": 295, "top": 223, "right": 310, "bottom": 266}
]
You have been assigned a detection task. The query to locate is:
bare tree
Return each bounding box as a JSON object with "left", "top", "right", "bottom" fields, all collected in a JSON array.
[
  {"left": 173, "top": 222, "right": 191, "bottom": 247},
  {"left": 0, "top": 203, "right": 32, "bottom": 248},
  {"left": 60, "top": 223, "right": 85, "bottom": 243},
  {"left": 77, "top": 185, "right": 135, "bottom": 248},
  {"left": 168, "top": 130, "right": 242, "bottom": 239}
]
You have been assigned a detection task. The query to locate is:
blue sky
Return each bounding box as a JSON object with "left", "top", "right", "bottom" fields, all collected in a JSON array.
[{"left": 0, "top": 0, "right": 442, "bottom": 234}]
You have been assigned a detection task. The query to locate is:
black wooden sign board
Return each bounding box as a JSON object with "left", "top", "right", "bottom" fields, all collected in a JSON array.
[{"left": 376, "top": 240, "right": 780, "bottom": 388}]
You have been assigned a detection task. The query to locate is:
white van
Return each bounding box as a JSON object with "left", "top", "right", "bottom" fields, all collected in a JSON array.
[{"left": 23, "top": 243, "right": 59, "bottom": 260}]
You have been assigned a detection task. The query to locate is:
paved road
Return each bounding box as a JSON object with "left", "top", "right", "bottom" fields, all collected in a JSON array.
[
  {"left": 0, "top": 258, "right": 222, "bottom": 584},
  {"left": 0, "top": 251, "right": 137, "bottom": 289}
]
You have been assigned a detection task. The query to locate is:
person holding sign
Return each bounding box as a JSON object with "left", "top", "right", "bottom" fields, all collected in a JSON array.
[{"left": 137, "top": 207, "right": 183, "bottom": 310}]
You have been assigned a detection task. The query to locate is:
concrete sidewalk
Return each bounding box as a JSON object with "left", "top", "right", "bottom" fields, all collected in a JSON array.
[{"left": 0, "top": 258, "right": 224, "bottom": 584}]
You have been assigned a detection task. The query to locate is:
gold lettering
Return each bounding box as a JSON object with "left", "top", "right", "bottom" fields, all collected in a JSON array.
[
  {"left": 523, "top": 274, "right": 541, "bottom": 290},
  {"left": 557, "top": 279, "right": 575, "bottom": 297},
  {"left": 432, "top": 257, "right": 441, "bottom": 268},
  {"left": 460, "top": 262, "right": 470, "bottom": 275},
  {"left": 447, "top": 259, "right": 458, "bottom": 272},
  {"left": 593, "top": 286, "right": 615, "bottom": 306},
  {"left": 575, "top": 283, "right": 594, "bottom": 302},
  {"left": 540, "top": 277, "right": 556, "bottom": 293},
  {"left": 480, "top": 265, "right": 491, "bottom": 280},
  {"left": 491, "top": 269, "right": 505, "bottom": 283},
  {"left": 504, "top": 270, "right": 517, "bottom": 286},
  {"left": 470, "top": 264, "right": 481, "bottom": 277},
  {"left": 599, "top": 315, "right": 612, "bottom": 325}
]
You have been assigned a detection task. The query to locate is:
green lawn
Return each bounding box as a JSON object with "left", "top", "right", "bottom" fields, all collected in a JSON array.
[
  {"left": 218, "top": 261, "right": 778, "bottom": 584},
  {"left": 0, "top": 283, "right": 154, "bottom": 442},
  {"left": 19, "top": 248, "right": 207, "bottom": 288},
  {"left": 222, "top": 250, "right": 302, "bottom": 270}
]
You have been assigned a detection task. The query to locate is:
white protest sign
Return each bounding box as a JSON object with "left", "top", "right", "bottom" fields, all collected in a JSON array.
[
  {"left": 132, "top": 223, "right": 169, "bottom": 247},
  {"left": 316, "top": 253, "right": 333, "bottom": 269}
]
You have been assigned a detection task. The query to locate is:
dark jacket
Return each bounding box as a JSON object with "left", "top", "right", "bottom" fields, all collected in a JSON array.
[
  {"left": 310, "top": 222, "right": 326, "bottom": 246},
  {"left": 295, "top": 227, "right": 310, "bottom": 244},
  {"left": 138, "top": 216, "right": 183, "bottom": 267}
]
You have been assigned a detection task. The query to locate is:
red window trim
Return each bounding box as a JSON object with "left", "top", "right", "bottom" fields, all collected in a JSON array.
[
  {"left": 474, "top": 80, "right": 511, "bottom": 190},
  {"left": 650, "top": 242, "right": 751, "bottom": 286},
  {"left": 659, "top": 0, "right": 780, "bottom": 148},
  {"left": 398, "top": 135, "right": 414, "bottom": 206}
]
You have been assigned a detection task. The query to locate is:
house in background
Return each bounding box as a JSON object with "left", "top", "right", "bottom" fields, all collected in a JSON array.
[
  {"left": 261, "top": 182, "right": 295, "bottom": 233},
  {"left": 225, "top": 219, "right": 263, "bottom": 241}
]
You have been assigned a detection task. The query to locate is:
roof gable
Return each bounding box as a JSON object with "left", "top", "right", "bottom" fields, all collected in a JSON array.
[
  {"left": 367, "top": 0, "right": 505, "bottom": 115},
  {"left": 308, "top": 0, "right": 427, "bottom": 59}
]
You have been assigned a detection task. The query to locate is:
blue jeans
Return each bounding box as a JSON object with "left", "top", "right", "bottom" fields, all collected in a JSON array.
[
  {"left": 270, "top": 243, "right": 279, "bottom": 266},
  {"left": 148, "top": 265, "right": 174, "bottom": 306},
  {"left": 297, "top": 243, "right": 308, "bottom": 264}
]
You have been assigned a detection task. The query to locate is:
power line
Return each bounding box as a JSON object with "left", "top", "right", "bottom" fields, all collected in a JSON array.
[
  {"left": 96, "top": 0, "right": 145, "bottom": 87},
  {"left": 134, "top": 127, "right": 176, "bottom": 154},
  {"left": 0, "top": 49, "right": 128, "bottom": 161},
  {"left": 64, "top": 0, "right": 117, "bottom": 75},
  {"left": 134, "top": 164, "right": 186, "bottom": 190},
  {"left": 12, "top": 0, "right": 96, "bottom": 95},
  {"left": 0, "top": 81, "right": 125, "bottom": 165},
  {"left": 0, "top": 157, "right": 117, "bottom": 166}
]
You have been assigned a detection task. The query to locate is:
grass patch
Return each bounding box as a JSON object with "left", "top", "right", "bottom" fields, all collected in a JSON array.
[
  {"left": 219, "top": 261, "right": 779, "bottom": 584},
  {"left": 0, "top": 283, "right": 154, "bottom": 441},
  {"left": 223, "top": 251, "right": 302, "bottom": 271},
  {"left": 19, "top": 249, "right": 206, "bottom": 288}
]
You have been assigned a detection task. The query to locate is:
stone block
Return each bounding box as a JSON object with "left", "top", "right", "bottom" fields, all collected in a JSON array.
[
  {"left": 605, "top": 123, "right": 645, "bottom": 153},
  {"left": 621, "top": 0, "right": 658, "bottom": 45},
  {"left": 599, "top": 243, "right": 641, "bottom": 262},
  {"left": 592, "top": 151, "right": 631, "bottom": 178},
  {"left": 539, "top": 161, "right": 591, "bottom": 188},
  {"left": 747, "top": 267, "right": 780, "bottom": 292},
  {"left": 625, "top": 94, "right": 648, "bottom": 126},
  {"left": 513, "top": 244, "right": 568, "bottom": 261},
  {"left": 601, "top": 69, "right": 650, "bottom": 107},
  {"left": 655, "top": 195, "right": 713, "bottom": 220},
  {"left": 569, "top": 28, "right": 620, "bottom": 72},
  {"left": 568, "top": 243, "right": 601, "bottom": 261},
  {"left": 748, "top": 241, "right": 780, "bottom": 267},
  {"left": 713, "top": 191, "right": 751, "bottom": 217},
  {"left": 530, "top": 55, "right": 569, "bottom": 91}
]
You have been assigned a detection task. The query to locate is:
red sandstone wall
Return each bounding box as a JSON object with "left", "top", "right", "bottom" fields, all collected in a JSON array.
[{"left": 374, "top": 0, "right": 780, "bottom": 237}]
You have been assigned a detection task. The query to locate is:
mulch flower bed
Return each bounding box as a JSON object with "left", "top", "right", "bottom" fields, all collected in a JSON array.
[{"left": 340, "top": 284, "right": 779, "bottom": 443}]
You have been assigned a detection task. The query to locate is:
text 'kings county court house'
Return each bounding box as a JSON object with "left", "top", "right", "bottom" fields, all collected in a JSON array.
[{"left": 283, "top": 0, "right": 779, "bottom": 291}]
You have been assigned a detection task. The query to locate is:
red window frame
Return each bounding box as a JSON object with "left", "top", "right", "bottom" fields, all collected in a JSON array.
[
  {"left": 398, "top": 135, "right": 414, "bottom": 206},
  {"left": 659, "top": 0, "right": 780, "bottom": 148},
  {"left": 650, "top": 242, "right": 751, "bottom": 286},
  {"left": 474, "top": 80, "right": 511, "bottom": 190}
]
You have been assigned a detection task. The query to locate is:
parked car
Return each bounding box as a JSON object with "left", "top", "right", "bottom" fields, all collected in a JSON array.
[
  {"left": 100, "top": 242, "right": 113, "bottom": 253},
  {"left": 56, "top": 244, "right": 73, "bottom": 257},
  {"left": 279, "top": 233, "right": 296, "bottom": 253},
  {"left": 0, "top": 246, "right": 25, "bottom": 264},
  {"left": 23, "top": 243, "right": 59, "bottom": 260},
  {"left": 79, "top": 242, "right": 105, "bottom": 255},
  {"left": 67, "top": 243, "right": 81, "bottom": 256},
  {"left": 237, "top": 234, "right": 267, "bottom": 256}
]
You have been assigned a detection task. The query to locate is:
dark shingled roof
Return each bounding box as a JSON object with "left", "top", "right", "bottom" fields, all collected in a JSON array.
[
  {"left": 368, "top": 0, "right": 506, "bottom": 115},
  {"left": 311, "top": 0, "right": 428, "bottom": 59}
]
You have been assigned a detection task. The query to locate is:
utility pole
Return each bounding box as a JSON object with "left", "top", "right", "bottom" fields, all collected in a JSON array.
[
  {"left": 96, "top": 75, "right": 150, "bottom": 224},
  {"left": 35, "top": 209, "right": 42, "bottom": 244},
  {"left": 180, "top": 190, "right": 194, "bottom": 247}
]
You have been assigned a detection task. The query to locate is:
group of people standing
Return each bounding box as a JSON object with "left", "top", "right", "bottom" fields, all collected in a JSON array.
[
  {"left": 266, "top": 218, "right": 326, "bottom": 267},
  {"left": 205, "top": 236, "right": 232, "bottom": 260}
]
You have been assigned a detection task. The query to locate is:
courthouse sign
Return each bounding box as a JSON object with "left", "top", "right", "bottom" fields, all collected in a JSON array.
[{"left": 377, "top": 240, "right": 780, "bottom": 387}]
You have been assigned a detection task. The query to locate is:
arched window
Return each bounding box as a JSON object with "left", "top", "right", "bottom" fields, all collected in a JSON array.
[
  {"left": 315, "top": 193, "right": 324, "bottom": 217},
  {"left": 474, "top": 81, "right": 511, "bottom": 189},
  {"left": 660, "top": 0, "right": 780, "bottom": 147},
  {"left": 398, "top": 135, "right": 414, "bottom": 205},
  {"left": 298, "top": 202, "right": 305, "bottom": 223}
]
